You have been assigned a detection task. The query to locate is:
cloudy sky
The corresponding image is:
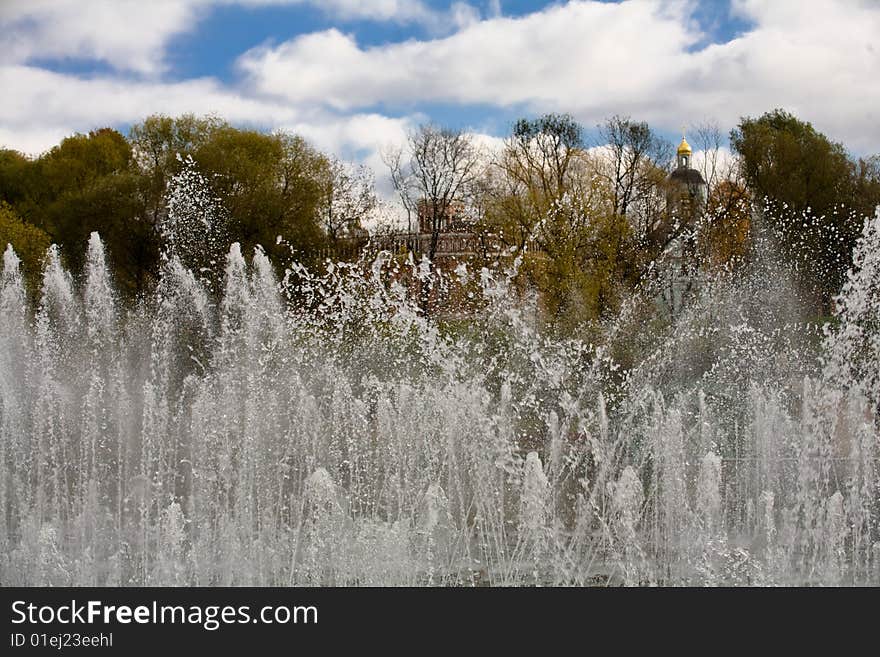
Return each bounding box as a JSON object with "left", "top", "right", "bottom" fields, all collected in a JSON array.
[{"left": 2, "top": 0, "right": 878, "bottom": 184}]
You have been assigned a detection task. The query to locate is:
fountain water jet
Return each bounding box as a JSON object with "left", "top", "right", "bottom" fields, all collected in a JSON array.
[{"left": 1, "top": 176, "right": 878, "bottom": 586}]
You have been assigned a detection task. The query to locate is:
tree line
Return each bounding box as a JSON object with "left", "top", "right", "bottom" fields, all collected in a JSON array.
[
  {"left": 0, "top": 115, "right": 375, "bottom": 298},
  {"left": 384, "top": 110, "right": 879, "bottom": 324},
  {"left": 2, "top": 110, "right": 878, "bottom": 325}
]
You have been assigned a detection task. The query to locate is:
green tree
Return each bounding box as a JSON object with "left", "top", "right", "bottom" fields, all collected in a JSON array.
[
  {"left": 0, "top": 129, "right": 157, "bottom": 296},
  {"left": 527, "top": 201, "right": 634, "bottom": 328},
  {"left": 130, "top": 115, "right": 332, "bottom": 272},
  {"left": 486, "top": 113, "right": 586, "bottom": 252},
  {"left": 477, "top": 114, "right": 639, "bottom": 326},
  {"left": 698, "top": 180, "right": 752, "bottom": 271},
  {"left": 731, "top": 109, "right": 863, "bottom": 311},
  {"left": 853, "top": 155, "right": 880, "bottom": 219},
  {"left": 0, "top": 149, "right": 36, "bottom": 211},
  {"left": 0, "top": 202, "right": 51, "bottom": 292},
  {"left": 39, "top": 128, "right": 155, "bottom": 295},
  {"left": 193, "top": 128, "right": 329, "bottom": 265},
  {"left": 129, "top": 114, "right": 223, "bottom": 230}
]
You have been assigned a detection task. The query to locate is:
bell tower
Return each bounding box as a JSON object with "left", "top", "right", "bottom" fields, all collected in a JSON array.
[
  {"left": 653, "top": 127, "right": 709, "bottom": 318},
  {"left": 676, "top": 132, "right": 692, "bottom": 170},
  {"left": 666, "top": 129, "right": 707, "bottom": 224}
]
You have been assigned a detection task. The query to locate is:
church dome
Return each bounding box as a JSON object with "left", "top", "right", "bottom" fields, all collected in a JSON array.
[
  {"left": 676, "top": 137, "right": 692, "bottom": 156},
  {"left": 668, "top": 167, "right": 705, "bottom": 185}
]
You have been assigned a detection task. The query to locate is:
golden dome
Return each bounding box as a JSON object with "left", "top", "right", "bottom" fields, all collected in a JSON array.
[{"left": 677, "top": 136, "right": 692, "bottom": 156}]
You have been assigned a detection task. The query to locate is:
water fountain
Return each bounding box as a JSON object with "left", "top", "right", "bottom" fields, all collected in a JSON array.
[{"left": 1, "top": 163, "right": 877, "bottom": 586}]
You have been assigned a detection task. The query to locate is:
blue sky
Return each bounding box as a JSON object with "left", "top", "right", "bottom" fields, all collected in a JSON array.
[{"left": 1, "top": 0, "right": 878, "bottom": 193}]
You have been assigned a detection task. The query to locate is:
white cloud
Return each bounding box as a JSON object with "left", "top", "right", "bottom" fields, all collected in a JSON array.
[
  {"left": 0, "top": 125, "right": 74, "bottom": 158},
  {"left": 695, "top": 0, "right": 880, "bottom": 154},
  {"left": 0, "top": 0, "right": 203, "bottom": 75},
  {"left": 238, "top": 2, "right": 695, "bottom": 110},
  {"left": 0, "top": 0, "right": 483, "bottom": 75},
  {"left": 280, "top": 112, "right": 414, "bottom": 199},
  {"left": 0, "top": 65, "right": 302, "bottom": 144},
  {"left": 283, "top": 112, "right": 411, "bottom": 157},
  {"left": 237, "top": 0, "right": 880, "bottom": 153}
]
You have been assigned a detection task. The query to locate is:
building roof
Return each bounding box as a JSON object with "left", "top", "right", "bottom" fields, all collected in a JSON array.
[{"left": 669, "top": 167, "right": 706, "bottom": 186}]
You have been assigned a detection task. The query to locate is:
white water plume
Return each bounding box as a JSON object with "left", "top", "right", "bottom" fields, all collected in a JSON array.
[{"left": 1, "top": 168, "right": 878, "bottom": 586}]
